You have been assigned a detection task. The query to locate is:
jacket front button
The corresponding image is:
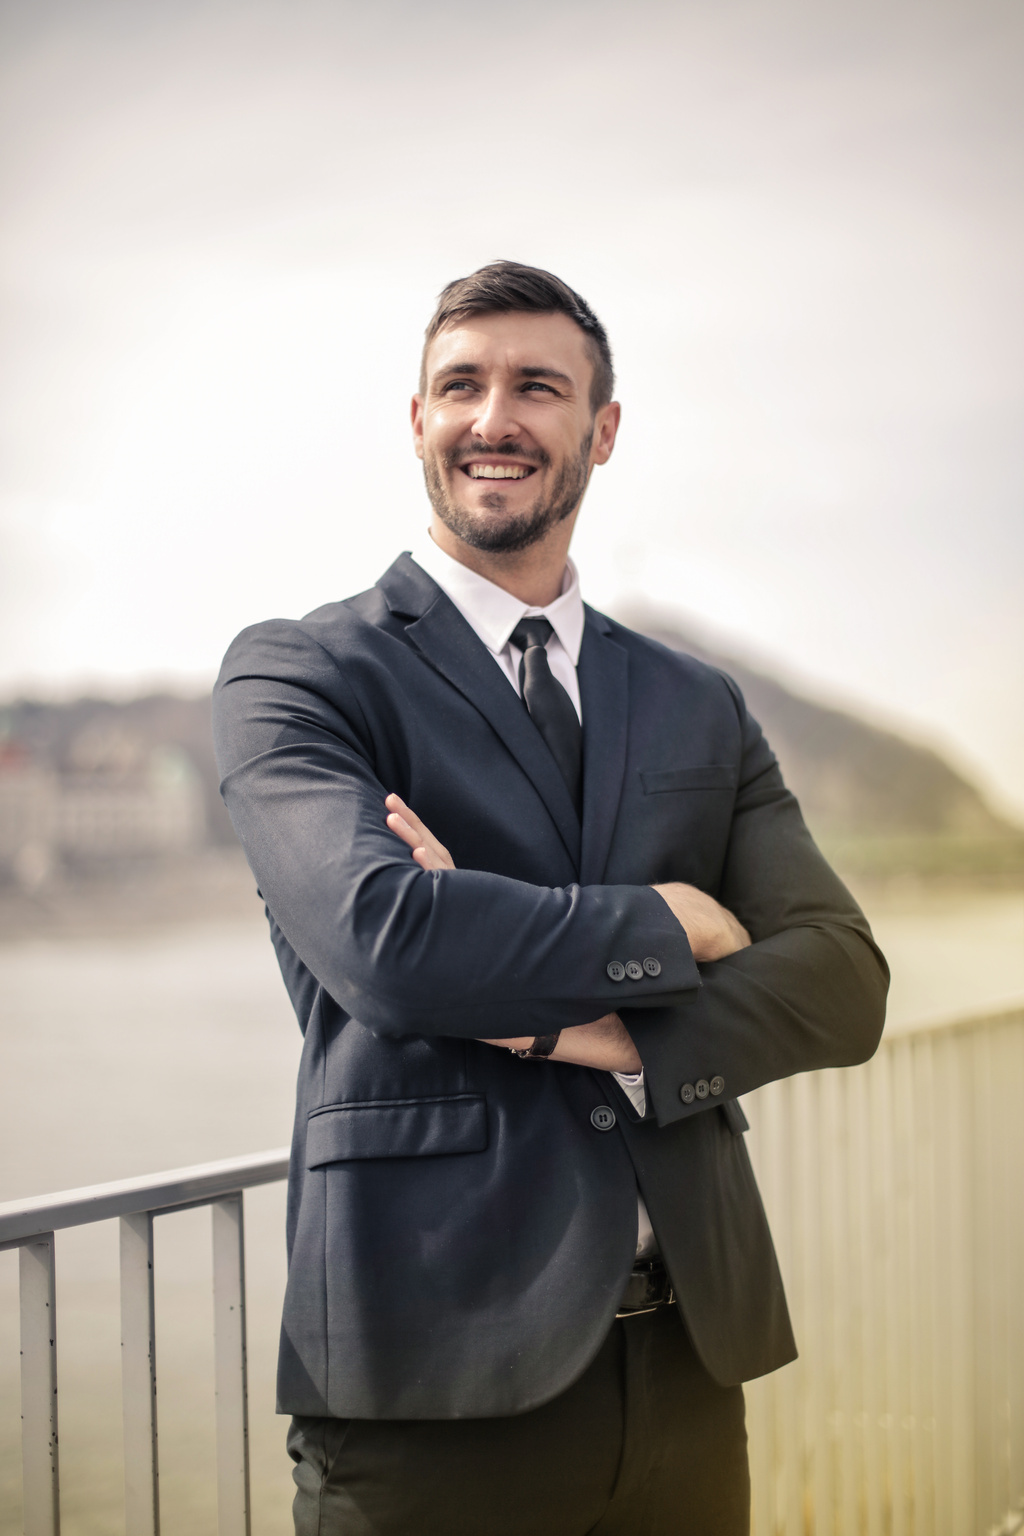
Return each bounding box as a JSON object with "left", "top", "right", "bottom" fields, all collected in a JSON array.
[
  {"left": 680, "top": 1083, "right": 696, "bottom": 1104},
  {"left": 642, "top": 957, "right": 661, "bottom": 976},
  {"left": 710, "top": 1076, "right": 725, "bottom": 1096},
  {"left": 695, "top": 1079, "right": 710, "bottom": 1099},
  {"left": 606, "top": 961, "right": 626, "bottom": 982},
  {"left": 591, "top": 1105, "right": 616, "bottom": 1131},
  {"left": 625, "top": 960, "right": 643, "bottom": 981}
]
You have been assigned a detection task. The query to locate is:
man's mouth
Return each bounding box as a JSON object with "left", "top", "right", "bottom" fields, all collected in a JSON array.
[{"left": 461, "top": 462, "right": 536, "bottom": 481}]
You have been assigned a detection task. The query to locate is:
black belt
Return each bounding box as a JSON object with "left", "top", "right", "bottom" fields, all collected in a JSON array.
[{"left": 616, "top": 1258, "right": 674, "bottom": 1318}]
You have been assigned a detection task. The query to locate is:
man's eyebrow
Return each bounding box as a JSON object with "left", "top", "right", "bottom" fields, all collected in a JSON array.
[
  {"left": 433, "top": 362, "right": 481, "bottom": 381},
  {"left": 518, "top": 366, "right": 574, "bottom": 387},
  {"left": 430, "top": 362, "right": 575, "bottom": 387}
]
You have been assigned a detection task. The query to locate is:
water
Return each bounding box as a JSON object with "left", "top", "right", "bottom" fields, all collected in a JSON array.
[
  {"left": 856, "top": 881, "right": 1024, "bottom": 1033},
  {"left": 0, "top": 923, "right": 300, "bottom": 1535},
  {"left": 1, "top": 887, "right": 1022, "bottom": 1533}
]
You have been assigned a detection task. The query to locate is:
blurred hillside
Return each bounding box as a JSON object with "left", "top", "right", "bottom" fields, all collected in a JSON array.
[
  {"left": 624, "top": 611, "right": 1023, "bottom": 881},
  {"left": 0, "top": 624, "right": 1021, "bottom": 933}
]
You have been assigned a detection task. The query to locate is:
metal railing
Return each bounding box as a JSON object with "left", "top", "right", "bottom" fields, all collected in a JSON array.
[
  {"left": 745, "top": 1002, "right": 1024, "bottom": 1536},
  {"left": 2, "top": 1004, "right": 1023, "bottom": 1534},
  {"left": 0, "top": 1149, "right": 289, "bottom": 1536}
]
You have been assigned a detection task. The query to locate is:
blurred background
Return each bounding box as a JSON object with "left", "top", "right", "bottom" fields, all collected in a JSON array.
[{"left": 1, "top": 0, "right": 1022, "bottom": 1531}]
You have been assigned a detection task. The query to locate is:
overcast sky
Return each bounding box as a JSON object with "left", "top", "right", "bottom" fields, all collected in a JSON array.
[{"left": 1, "top": 0, "right": 1022, "bottom": 817}]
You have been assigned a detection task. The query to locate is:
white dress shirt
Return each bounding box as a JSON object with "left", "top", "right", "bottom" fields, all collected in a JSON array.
[
  {"left": 410, "top": 535, "right": 657, "bottom": 1260},
  {"left": 411, "top": 533, "right": 584, "bottom": 720}
]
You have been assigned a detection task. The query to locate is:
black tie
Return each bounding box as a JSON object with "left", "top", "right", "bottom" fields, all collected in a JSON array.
[{"left": 510, "top": 617, "right": 582, "bottom": 817}]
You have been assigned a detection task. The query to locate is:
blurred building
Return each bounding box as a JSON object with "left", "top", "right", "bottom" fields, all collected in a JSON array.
[{"left": 0, "top": 725, "right": 204, "bottom": 889}]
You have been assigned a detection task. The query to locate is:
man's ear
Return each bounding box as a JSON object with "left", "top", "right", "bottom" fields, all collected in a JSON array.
[
  {"left": 411, "top": 394, "right": 425, "bottom": 460},
  {"left": 591, "top": 401, "right": 621, "bottom": 466}
]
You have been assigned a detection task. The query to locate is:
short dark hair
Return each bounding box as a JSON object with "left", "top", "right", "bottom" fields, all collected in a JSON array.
[{"left": 420, "top": 260, "right": 615, "bottom": 413}]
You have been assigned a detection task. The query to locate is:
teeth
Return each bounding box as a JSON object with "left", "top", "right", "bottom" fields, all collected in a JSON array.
[{"left": 468, "top": 464, "right": 530, "bottom": 479}]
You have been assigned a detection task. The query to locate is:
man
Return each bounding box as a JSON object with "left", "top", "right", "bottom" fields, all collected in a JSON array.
[{"left": 213, "top": 261, "right": 887, "bottom": 1534}]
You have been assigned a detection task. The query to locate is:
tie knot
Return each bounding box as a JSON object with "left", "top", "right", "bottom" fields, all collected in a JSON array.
[{"left": 510, "top": 617, "right": 553, "bottom": 654}]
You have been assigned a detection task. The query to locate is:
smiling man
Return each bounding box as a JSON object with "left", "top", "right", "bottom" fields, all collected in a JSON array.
[
  {"left": 417, "top": 305, "right": 612, "bottom": 565},
  {"left": 213, "top": 261, "right": 888, "bottom": 1535}
]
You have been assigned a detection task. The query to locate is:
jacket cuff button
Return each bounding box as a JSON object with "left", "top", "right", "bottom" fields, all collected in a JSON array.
[
  {"left": 680, "top": 1083, "right": 696, "bottom": 1104},
  {"left": 625, "top": 960, "right": 643, "bottom": 980},
  {"left": 606, "top": 961, "right": 625, "bottom": 981},
  {"left": 710, "top": 1075, "right": 725, "bottom": 1096},
  {"left": 695, "top": 1079, "right": 710, "bottom": 1099},
  {"left": 642, "top": 957, "right": 661, "bottom": 976}
]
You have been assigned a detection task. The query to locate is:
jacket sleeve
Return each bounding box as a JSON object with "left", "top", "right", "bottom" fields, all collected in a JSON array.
[
  {"left": 622, "top": 676, "right": 889, "bottom": 1127},
  {"left": 212, "top": 619, "right": 701, "bottom": 1038}
]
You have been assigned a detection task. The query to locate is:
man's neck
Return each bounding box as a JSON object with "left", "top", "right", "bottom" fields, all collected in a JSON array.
[{"left": 426, "top": 519, "right": 575, "bottom": 608}]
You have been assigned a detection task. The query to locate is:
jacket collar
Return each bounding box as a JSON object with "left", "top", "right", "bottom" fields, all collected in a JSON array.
[
  {"left": 376, "top": 551, "right": 438, "bottom": 620},
  {"left": 377, "top": 555, "right": 630, "bottom": 883},
  {"left": 410, "top": 538, "right": 584, "bottom": 665},
  {"left": 379, "top": 555, "right": 582, "bottom": 870}
]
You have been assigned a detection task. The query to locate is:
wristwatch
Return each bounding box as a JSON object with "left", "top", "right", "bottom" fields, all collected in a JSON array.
[{"left": 509, "top": 1032, "right": 561, "bottom": 1060}]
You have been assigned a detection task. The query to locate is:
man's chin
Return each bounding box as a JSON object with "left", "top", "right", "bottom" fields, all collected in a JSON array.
[
  {"left": 433, "top": 497, "right": 555, "bottom": 556},
  {"left": 471, "top": 489, "right": 518, "bottom": 513},
  {"left": 453, "top": 472, "right": 544, "bottom": 515}
]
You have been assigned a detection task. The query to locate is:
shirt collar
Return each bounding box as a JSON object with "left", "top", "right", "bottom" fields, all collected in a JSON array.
[{"left": 410, "top": 534, "right": 584, "bottom": 665}]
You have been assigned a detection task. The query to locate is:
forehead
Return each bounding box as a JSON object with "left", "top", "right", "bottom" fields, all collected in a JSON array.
[{"left": 424, "top": 310, "right": 592, "bottom": 384}]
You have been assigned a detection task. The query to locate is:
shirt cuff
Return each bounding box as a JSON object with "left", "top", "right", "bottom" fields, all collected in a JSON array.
[{"left": 611, "top": 1068, "right": 647, "bottom": 1118}]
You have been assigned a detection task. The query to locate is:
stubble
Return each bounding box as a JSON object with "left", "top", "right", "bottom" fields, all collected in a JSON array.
[{"left": 423, "top": 433, "right": 593, "bottom": 555}]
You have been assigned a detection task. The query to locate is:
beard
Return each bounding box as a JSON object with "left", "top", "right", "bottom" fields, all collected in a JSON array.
[{"left": 422, "top": 432, "right": 593, "bottom": 554}]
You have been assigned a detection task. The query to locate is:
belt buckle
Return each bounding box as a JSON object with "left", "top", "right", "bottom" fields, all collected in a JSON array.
[{"left": 615, "top": 1260, "right": 674, "bottom": 1318}]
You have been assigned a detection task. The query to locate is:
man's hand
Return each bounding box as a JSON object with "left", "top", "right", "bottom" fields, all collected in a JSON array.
[
  {"left": 650, "top": 882, "right": 751, "bottom": 962},
  {"left": 478, "top": 1014, "right": 642, "bottom": 1074},
  {"left": 385, "top": 793, "right": 455, "bottom": 871}
]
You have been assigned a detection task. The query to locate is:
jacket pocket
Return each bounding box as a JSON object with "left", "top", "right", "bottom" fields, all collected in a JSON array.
[
  {"left": 639, "top": 765, "right": 738, "bottom": 794},
  {"left": 306, "top": 1094, "right": 487, "bottom": 1167}
]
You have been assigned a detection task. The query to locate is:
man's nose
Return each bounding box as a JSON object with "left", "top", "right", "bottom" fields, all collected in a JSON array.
[{"left": 470, "top": 387, "right": 521, "bottom": 445}]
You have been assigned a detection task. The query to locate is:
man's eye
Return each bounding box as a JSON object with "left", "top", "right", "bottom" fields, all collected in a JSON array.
[
  {"left": 441, "top": 380, "right": 475, "bottom": 393},
  {"left": 522, "top": 382, "right": 556, "bottom": 394}
]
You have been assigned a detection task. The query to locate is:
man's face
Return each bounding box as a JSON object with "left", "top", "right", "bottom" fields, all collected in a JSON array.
[{"left": 412, "top": 311, "right": 618, "bottom": 555}]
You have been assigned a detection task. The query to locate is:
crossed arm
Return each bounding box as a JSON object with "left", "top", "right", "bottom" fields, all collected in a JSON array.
[{"left": 384, "top": 792, "right": 752, "bottom": 1074}]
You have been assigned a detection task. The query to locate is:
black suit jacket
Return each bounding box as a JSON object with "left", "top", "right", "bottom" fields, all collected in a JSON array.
[{"left": 212, "top": 553, "right": 888, "bottom": 1419}]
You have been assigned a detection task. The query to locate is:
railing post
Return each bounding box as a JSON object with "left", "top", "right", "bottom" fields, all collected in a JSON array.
[
  {"left": 20, "top": 1233, "right": 60, "bottom": 1536},
  {"left": 120, "top": 1211, "right": 159, "bottom": 1535},
  {"left": 212, "top": 1193, "right": 251, "bottom": 1536}
]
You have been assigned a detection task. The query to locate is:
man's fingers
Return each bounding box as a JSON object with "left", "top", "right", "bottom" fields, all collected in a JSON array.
[
  {"left": 389, "top": 821, "right": 444, "bottom": 872},
  {"left": 385, "top": 793, "right": 424, "bottom": 836},
  {"left": 650, "top": 880, "right": 752, "bottom": 962},
  {"left": 386, "top": 809, "right": 420, "bottom": 850},
  {"left": 384, "top": 794, "right": 456, "bottom": 871},
  {"left": 386, "top": 794, "right": 441, "bottom": 851}
]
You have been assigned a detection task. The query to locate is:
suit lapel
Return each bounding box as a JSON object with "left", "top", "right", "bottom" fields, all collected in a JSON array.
[
  {"left": 578, "top": 610, "right": 630, "bottom": 886},
  {"left": 379, "top": 555, "right": 582, "bottom": 871}
]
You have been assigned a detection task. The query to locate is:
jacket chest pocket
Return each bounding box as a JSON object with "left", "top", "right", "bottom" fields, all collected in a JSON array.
[
  {"left": 306, "top": 1094, "right": 488, "bottom": 1166},
  {"left": 639, "top": 765, "right": 738, "bottom": 794},
  {"left": 618, "top": 764, "right": 738, "bottom": 888}
]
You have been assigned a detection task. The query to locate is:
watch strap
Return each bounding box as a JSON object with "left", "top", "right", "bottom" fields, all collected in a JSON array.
[{"left": 511, "top": 1032, "right": 561, "bottom": 1060}]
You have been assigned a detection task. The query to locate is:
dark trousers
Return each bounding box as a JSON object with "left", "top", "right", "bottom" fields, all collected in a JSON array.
[{"left": 288, "top": 1307, "right": 750, "bottom": 1535}]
